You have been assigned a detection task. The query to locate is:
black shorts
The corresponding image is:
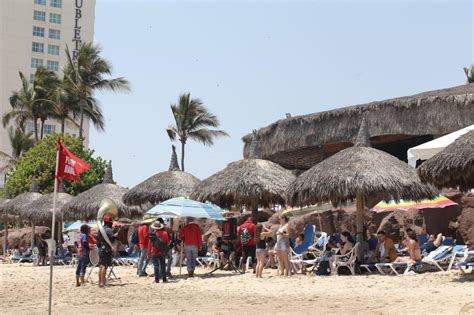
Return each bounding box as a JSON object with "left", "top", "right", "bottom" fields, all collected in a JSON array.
[
  {"left": 242, "top": 245, "right": 256, "bottom": 264},
  {"left": 99, "top": 251, "right": 113, "bottom": 267}
]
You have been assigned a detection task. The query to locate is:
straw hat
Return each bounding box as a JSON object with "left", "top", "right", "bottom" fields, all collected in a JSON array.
[
  {"left": 141, "top": 214, "right": 155, "bottom": 224},
  {"left": 150, "top": 221, "right": 165, "bottom": 230}
]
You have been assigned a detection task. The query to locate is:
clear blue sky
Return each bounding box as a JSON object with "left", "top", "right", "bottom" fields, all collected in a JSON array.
[{"left": 90, "top": 0, "right": 472, "bottom": 188}]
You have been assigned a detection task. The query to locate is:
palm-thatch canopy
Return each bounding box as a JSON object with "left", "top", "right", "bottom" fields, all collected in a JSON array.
[
  {"left": 4, "top": 177, "right": 42, "bottom": 221},
  {"left": 25, "top": 186, "right": 73, "bottom": 223},
  {"left": 192, "top": 132, "right": 296, "bottom": 221},
  {"left": 243, "top": 84, "right": 474, "bottom": 170},
  {"left": 288, "top": 118, "right": 438, "bottom": 206},
  {"left": 62, "top": 161, "right": 142, "bottom": 221},
  {"left": 123, "top": 145, "right": 201, "bottom": 207},
  {"left": 417, "top": 130, "right": 474, "bottom": 191}
]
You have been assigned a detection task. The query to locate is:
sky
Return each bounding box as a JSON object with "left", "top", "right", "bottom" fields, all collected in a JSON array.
[{"left": 90, "top": 0, "right": 473, "bottom": 188}]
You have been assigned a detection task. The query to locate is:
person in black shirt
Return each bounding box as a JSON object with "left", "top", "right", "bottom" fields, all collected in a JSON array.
[{"left": 97, "top": 216, "right": 116, "bottom": 288}]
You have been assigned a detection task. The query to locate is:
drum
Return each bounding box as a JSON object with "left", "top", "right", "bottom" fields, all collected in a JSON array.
[{"left": 89, "top": 246, "right": 99, "bottom": 266}]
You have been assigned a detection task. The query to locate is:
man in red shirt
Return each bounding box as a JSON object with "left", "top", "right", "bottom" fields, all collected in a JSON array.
[
  {"left": 148, "top": 220, "right": 170, "bottom": 283},
  {"left": 137, "top": 215, "right": 155, "bottom": 276},
  {"left": 237, "top": 217, "right": 256, "bottom": 273},
  {"left": 178, "top": 218, "right": 202, "bottom": 277}
]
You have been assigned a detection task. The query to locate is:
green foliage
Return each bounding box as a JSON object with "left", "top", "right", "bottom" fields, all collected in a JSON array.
[
  {"left": 464, "top": 66, "right": 474, "bottom": 83},
  {"left": 5, "top": 133, "right": 107, "bottom": 197}
]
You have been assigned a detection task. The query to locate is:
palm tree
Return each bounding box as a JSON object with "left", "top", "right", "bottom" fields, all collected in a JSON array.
[
  {"left": 464, "top": 66, "right": 474, "bottom": 83},
  {"left": 0, "top": 126, "right": 34, "bottom": 174},
  {"left": 63, "top": 42, "right": 130, "bottom": 142},
  {"left": 166, "top": 93, "right": 228, "bottom": 171},
  {"left": 3, "top": 68, "right": 58, "bottom": 141},
  {"left": 32, "top": 67, "right": 60, "bottom": 139}
]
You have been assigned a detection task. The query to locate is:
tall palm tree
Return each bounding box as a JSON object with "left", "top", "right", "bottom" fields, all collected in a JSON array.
[
  {"left": 464, "top": 66, "right": 474, "bottom": 83},
  {"left": 63, "top": 42, "right": 130, "bottom": 142},
  {"left": 166, "top": 93, "right": 228, "bottom": 171},
  {"left": 32, "top": 67, "right": 60, "bottom": 139},
  {"left": 0, "top": 126, "right": 34, "bottom": 174}
]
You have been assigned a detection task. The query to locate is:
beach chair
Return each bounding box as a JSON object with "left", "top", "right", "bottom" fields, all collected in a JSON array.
[
  {"left": 421, "top": 245, "right": 453, "bottom": 271},
  {"left": 333, "top": 243, "right": 360, "bottom": 275},
  {"left": 447, "top": 245, "right": 468, "bottom": 271},
  {"left": 290, "top": 225, "right": 323, "bottom": 273},
  {"left": 454, "top": 250, "right": 474, "bottom": 274},
  {"left": 375, "top": 260, "right": 422, "bottom": 275},
  {"left": 70, "top": 254, "right": 77, "bottom": 267}
]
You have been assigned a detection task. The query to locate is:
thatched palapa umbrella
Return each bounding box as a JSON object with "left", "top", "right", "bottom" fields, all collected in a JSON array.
[
  {"left": 26, "top": 184, "right": 73, "bottom": 244},
  {"left": 123, "top": 145, "right": 201, "bottom": 208},
  {"left": 192, "top": 131, "right": 296, "bottom": 223},
  {"left": 62, "top": 161, "right": 142, "bottom": 221},
  {"left": 417, "top": 130, "right": 474, "bottom": 191},
  {"left": 287, "top": 117, "right": 437, "bottom": 239},
  {"left": 4, "top": 177, "right": 43, "bottom": 247}
]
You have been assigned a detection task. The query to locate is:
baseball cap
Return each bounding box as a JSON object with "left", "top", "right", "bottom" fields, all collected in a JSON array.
[{"left": 103, "top": 216, "right": 113, "bottom": 223}]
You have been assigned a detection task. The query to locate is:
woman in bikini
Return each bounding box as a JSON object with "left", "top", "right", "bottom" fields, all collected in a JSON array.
[{"left": 275, "top": 215, "right": 291, "bottom": 276}]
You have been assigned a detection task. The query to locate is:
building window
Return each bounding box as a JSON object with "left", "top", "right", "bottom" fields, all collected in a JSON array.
[
  {"left": 33, "top": 10, "right": 46, "bottom": 21},
  {"left": 33, "top": 26, "right": 45, "bottom": 37},
  {"left": 31, "top": 58, "right": 43, "bottom": 68},
  {"left": 35, "top": 0, "right": 46, "bottom": 5},
  {"left": 32, "top": 42, "right": 44, "bottom": 53},
  {"left": 30, "top": 74, "right": 35, "bottom": 84},
  {"left": 49, "top": 13, "right": 61, "bottom": 24},
  {"left": 47, "top": 60, "right": 59, "bottom": 71},
  {"left": 48, "top": 44, "right": 60, "bottom": 56},
  {"left": 44, "top": 124, "right": 56, "bottom": 135},
  {"left": 50, "top": 0, "right": 62, "bottom": 8},
  {"left": 48, "top": 29, "right": 60, "bottom": 40}
]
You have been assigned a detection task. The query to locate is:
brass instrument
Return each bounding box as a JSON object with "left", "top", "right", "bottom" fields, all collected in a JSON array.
[{"left": 97, "top": 198, "right": 118, "bottom": 251}]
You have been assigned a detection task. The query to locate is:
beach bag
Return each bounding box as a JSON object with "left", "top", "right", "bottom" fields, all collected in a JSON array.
[
  {"left": 317, "top": 260, "right": 331, "bottom": 276},
  {"left": 240, "top": 227, "right": 252, "bottom": 245},
  {"left": 130, "top": 229, "right": 139, "bottom": 245}
]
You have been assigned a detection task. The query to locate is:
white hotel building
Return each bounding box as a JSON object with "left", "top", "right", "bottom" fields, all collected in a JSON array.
[{"left": 0, "top": 0, "right": 96, "bottom": 186}]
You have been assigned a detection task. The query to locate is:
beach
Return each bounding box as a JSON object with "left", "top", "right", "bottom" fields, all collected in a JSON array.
[{"left": 1, "top": 264, "right": 473, "bottom": 314}]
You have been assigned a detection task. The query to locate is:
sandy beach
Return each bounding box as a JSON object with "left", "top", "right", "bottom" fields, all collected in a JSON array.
[{"left": 1, "top": 264, "right": 473, "bottom": 315}]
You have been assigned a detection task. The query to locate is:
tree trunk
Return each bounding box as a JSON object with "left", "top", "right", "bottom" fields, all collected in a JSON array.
[
  {"left": 33, "top": 118, "right": 39, "bottom": 142},
  {"left": 79, "top": 98, "right": 85, "bottom": 144},
  {"left": 181, "top": 141, "right": 186, "bottom": 172},
  {"left": 40, "top": 119, "right": 45, "bottom": 139},
  {"left": 61, "top": 118, "right": 65, "bottom": 135}
]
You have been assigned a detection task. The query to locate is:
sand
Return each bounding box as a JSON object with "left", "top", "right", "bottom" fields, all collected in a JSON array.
[{"left": 1, "top": 264, "right": 473, "bottom": 314}]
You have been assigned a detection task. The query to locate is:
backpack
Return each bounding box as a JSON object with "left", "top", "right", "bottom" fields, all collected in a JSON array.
[
  {"left": 149, "top": 229, "right": 169, "bottom": 255},
  {"left": 129, "top": 229, "right": 139, "bottom": 245},
  {"left": 240, "top": 226, "right": 252, "bottom": 245}
]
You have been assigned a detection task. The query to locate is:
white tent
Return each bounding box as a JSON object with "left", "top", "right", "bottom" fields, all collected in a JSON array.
[{"left": 407, "top": 125, "right": 474, "bottom": 167}]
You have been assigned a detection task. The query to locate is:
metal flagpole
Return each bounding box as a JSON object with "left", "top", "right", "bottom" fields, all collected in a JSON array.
[{"left": 48, "top": 146, "right": 60, "bottom": 315}]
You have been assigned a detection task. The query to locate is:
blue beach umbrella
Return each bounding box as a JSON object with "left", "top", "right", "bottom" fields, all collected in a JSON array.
[{"left": 146, "top": 197, "right": 225, "bottom": 221}]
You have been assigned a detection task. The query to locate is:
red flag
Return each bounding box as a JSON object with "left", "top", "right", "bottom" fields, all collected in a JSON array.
[{"left": 56, "top": 138, "right": 90, "bottom": 181}]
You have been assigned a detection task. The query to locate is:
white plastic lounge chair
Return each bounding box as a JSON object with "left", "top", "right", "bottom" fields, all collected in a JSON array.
[
  {"left": 333, "top": 243, "right": 360, "bottom": 275},
  {"left": 421, "top": 245, "right": 453, "bottom": 271},
  {"left": 455, "top": 250, "right": 474, "bottom": 274},
  {"left": 447, "top": 245, "right": 468, "bottom": 271}
]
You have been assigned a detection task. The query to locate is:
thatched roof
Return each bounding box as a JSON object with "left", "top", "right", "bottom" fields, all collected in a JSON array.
[
  {"left": 62, "top": 161, "right": 143, "bottom": 221},
  {"left": 123, "top": 145, "right": 201, "bottom": 207},
  {"left": 287, "top": 117, "right": 438, "bottom": 206},
  {"left": 243, "top": 84, "right": 474, "bottom": 169},
  {"left": 192, "top": 132, "right": 296, "bottom": 208},
  {"left": 25, "top": 187, "right": 73, "bottom": 223},
  {"left": 417, "top": 130, "right": 474, "bottom": 191},
  {"left": 4, "top": 177, "right": 42, "bottom": 221}
]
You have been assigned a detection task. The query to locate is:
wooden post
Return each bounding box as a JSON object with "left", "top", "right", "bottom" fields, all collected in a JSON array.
[
  {"left": 355, "top": 192, "right": 364, "bottom": 235},
  {"left": 3, "top": 222, "right": 8, "bottom": 256},
  {"left": 251, "top": 201, "right": 258, "bottom": 224},
  {"left": 31, "top": 223, "right": 35, "bottom": 248}
]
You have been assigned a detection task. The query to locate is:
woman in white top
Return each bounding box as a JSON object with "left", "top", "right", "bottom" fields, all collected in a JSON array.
[{"left": 275, "top": 215, "right": 291, "bottom": 276}]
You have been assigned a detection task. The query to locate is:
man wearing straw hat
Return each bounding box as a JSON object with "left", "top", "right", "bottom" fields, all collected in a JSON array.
[
  {"left": 148, "top": 220, "right": 170, "bottom": 283},
  {"left": 137, "top": 214, "right": 155, "bottom": 276}
]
